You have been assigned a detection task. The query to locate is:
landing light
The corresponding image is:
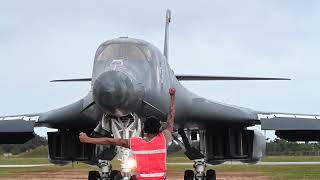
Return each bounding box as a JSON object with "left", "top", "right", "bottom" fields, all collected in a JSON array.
[{"left": 122, "top": 158, "right": 137, "bottom": 170}]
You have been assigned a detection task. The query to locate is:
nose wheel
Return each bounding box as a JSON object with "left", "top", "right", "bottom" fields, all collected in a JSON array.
[
  {"left": 87, "top": 162, "right": 123, "bottom": 180},
  {"left": 183, "top": 159, "right": 216, "bottom": 180},
  {"left": 184, "top": 170, "right": 195, "bottom": 180},
  {"left": 183, "top": 170, "right": 216, "bottom": 180},
  {"left": 206, "top": 169, "right": 216, "bottom": 180},
  {"left": 88, "top": 170, "right": 101, "bottom": 180}
]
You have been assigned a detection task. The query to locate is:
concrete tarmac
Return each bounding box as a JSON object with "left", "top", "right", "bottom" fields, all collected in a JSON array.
[
  {"left": 2, "top": 161, "right": 320, "bottom": 168},
  {"left": 168, "top": 161, "right": 320, "bottom": 166},
  {"left": 0, "top": 164, "right": 53, "bottom": 168}
]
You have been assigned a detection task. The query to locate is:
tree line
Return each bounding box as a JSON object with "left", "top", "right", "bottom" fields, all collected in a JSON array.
[
  {"left": 266, "top": 138, "right": 320, "bottom": 155},
  {"left": 1, "top": 136, "right": 320, "bottom": 155},
  {"left": 0, "top": 135, "right": 47, "bottom": 155}
]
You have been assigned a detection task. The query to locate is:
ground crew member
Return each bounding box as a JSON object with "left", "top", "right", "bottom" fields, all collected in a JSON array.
[{"left": 79, "top": 88, "right": 176, "bottom": 179}]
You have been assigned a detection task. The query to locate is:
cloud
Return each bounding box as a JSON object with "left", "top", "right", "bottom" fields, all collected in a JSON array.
[{"left": 1, "top": 0, "right": 320, "bottom": 137}]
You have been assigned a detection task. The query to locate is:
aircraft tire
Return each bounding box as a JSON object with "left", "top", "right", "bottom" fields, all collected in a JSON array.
[
  {"left": 184, "top": 170, "right": 194, "bottom": 180},
  {"left": 110, "top": 170, "right": 121, "bottom": 180},
  {"left": 113, "top": 174, "right": 123, "bottom": 180},
  {"left": 88, "top": 170, "right": 100, "bottom": 180},
  {"left": 206, "top": 169, "right": 216, "bottom": 180}
]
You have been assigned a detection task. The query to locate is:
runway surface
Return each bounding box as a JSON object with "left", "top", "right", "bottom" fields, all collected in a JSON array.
[
  {"left": 2, "top": 161, "right": 320, "bottom": 168},
  {"left": 0, "top": 164, "right": 53, "bottom": 168},
  {"left": 0, "top": 169, "right": 270, "bottom": 180},
  {"left": 168, "top": 161, "right": 320, "bottom": 166}
]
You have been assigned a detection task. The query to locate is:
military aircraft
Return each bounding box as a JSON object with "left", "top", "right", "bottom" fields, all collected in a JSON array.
[{"left": 1, "top": 9, "right": 320, "bottom": 180}]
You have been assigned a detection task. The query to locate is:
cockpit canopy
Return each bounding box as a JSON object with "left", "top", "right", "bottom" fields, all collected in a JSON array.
[{"left": 95, "top": 42, "right": 153, "bottom": 61}]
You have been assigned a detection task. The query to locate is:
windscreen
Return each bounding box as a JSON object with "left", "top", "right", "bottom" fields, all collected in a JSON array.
[{"left": 96, "top": 43, "right": 152, "bottom": 61}]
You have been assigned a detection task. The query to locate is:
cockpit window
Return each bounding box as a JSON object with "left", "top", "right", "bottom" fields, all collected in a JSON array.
[{"left": 96, "top": 43, "right": 152, "bottom": 61}]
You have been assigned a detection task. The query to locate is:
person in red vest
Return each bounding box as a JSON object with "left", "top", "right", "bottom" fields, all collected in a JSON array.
[{"left": 79, "top": 88, "right": 176, "bottom": 179}]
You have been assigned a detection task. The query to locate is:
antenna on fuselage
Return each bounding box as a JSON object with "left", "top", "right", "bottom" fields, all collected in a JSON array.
[{"left": 164, "top": 9, "right": 171, "bottom": 61}]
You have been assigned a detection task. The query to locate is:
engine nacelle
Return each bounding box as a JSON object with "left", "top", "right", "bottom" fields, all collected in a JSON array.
[
  {"left": 188, "top": 127, "right": 266, "bottom": 165},
  {"left": 240, "top": 129, "right": 266, "bottom": 164},
  {"left": 47, "top": 131, "right": 97, "bottom": 165}
]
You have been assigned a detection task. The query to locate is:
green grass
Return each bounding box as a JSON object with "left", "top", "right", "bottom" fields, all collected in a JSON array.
[
  {"left": 18, "top": 145, "right": 48, "bottom": 158},
  {"left": 168, "top": 154, "right": 320, "bottom": 163},
  {"left": 6, "top": 154, "right": 319, "bottom": 165},
  {"left": 166, "top": 154, "right": 320, "bottom": 179},
  {"left": 262, "top": 156, "right": 320, "bottom": 162},
  {"left": 2, "top": 163, "right": 320, "bottom": 179},
  {"left": 3, "top": 154, "right": 320, "bottom": 179},
  {"left": 0, "top": 163, "right": 98, "bottom": 177},
  {"left": 0, "top": 157, "right": 48, "bottom": 165},
  {"left": 0, "top": 145, "right": 49, "bottom": 165},
  {"left": 0, "top": 166, "right": 65, "bottom": 177},
  {"left": 219, "top": 165, "right": 320, "bottom": 180},
  {"left": 166, "top": 164, "right": 320, "bottom": 179},
  {"left": 167, "top": 153, "right": 189, "bottom": 163}
]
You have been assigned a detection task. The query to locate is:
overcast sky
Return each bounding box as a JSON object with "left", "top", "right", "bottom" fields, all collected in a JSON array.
[{"left": 1, "top": 1, "right": 320, "bottom": 138}]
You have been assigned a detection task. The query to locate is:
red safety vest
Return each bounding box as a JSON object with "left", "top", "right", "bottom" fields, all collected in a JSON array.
[{"left": 130, "top": 133, "right": 167, "bottom": 180}]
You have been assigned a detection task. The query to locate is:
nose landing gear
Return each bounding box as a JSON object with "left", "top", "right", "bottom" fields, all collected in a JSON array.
[
  {"left": 87, "top": 113, "right": 141, "bottom": 180},
  {"left": 205, "top": 169, "right": 216, "bottom": 180},
  {"left": 194, "top": 159, "right": 206, "bottom": 179},
  {"left": 98, "top": 160, "right": 112, "bottom": 180},
  {"left": 178, "top": 128, "right": 217, "bottom": 180},
  {"left": 88, "top": 170, "right": 101, "bottom": 180},
  {"left": 183, "top": 159, "right": 216, "bottom": 180},
  {"left": 88, "top": 160, "right": 123, "bottom": 180}
]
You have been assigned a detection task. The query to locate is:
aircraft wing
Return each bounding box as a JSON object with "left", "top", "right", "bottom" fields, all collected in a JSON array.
[
  {"left": 0, "top": 94, "right": 100, "bottom": 144},
  {"left": 257, "top": 112, "right": 320, "bottom": 141},
  {"left": 175, "top": 74, "right": 290, "bottom": 81},
  {"left": 49, "top": 75, "right": 290, "bottom": 82},
  {"left": 0, "top": 114, "right": 40, "bottom": 144},
  {"left": 188, "top": 97, "right": 320, "bottom": 141}
]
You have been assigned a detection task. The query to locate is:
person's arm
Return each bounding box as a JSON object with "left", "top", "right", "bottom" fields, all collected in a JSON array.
[
  {"left": 166, "top": 88, "right": 176, "bottom": 133},
  {"left": 79, "top": 132, "right": 129, "bottom": 148}
]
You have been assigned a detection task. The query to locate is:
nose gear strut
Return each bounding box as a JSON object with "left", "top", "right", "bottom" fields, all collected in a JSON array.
[{"left": 89, "top": 113, "right": 141, "bottom": 180}]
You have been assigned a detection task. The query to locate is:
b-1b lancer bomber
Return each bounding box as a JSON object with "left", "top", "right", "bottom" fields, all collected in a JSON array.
[{"left": 1, "top": 10, "right": 320, "bottom": 180}]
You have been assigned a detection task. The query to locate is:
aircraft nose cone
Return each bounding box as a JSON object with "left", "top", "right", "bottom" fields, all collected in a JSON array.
[{"left": 93, "top": 71, "right": 136, "bottom": 116}]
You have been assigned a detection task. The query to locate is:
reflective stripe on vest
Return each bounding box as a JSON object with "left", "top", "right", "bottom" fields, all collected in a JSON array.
[
  {"left": 132, "top": 149, "right": 166, "bottom": 155},
  {"left": 137, "top": 172, "right": 166, "bottom": 178}
]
